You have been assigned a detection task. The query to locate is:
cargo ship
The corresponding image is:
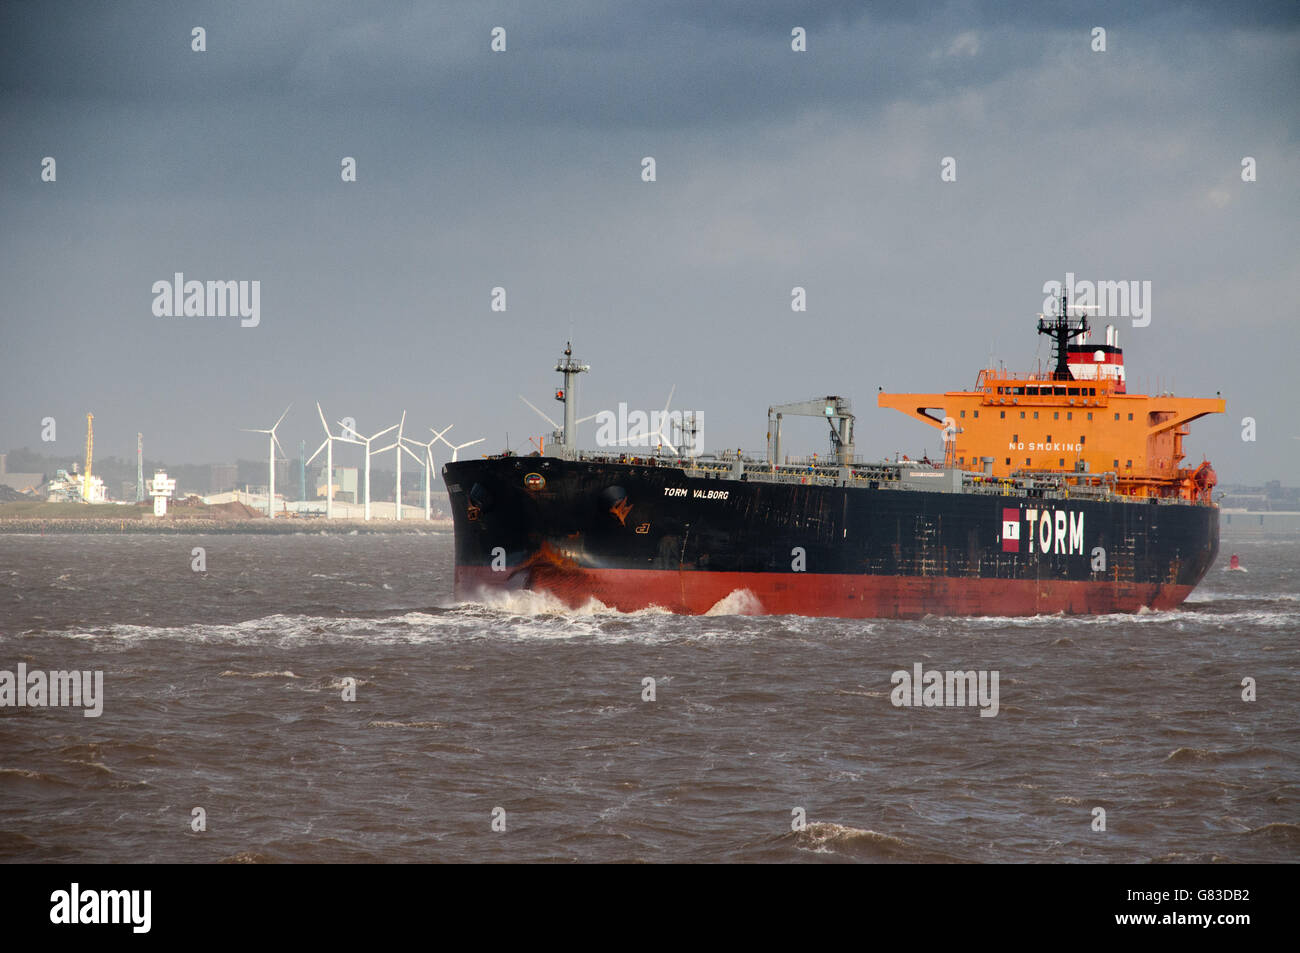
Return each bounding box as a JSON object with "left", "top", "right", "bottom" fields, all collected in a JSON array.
[{"left": 443, "top": 291, "right": 1225, "bottom": 618}]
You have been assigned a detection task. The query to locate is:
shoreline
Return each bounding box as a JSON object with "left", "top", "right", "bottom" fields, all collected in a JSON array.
[{"left": 0, "top": 518, "right": 453, "bottom": 535}]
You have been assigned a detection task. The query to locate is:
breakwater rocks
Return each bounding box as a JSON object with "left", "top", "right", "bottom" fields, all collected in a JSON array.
[{"left": 0, "top": 518, "right": 453, "bottom": 535}]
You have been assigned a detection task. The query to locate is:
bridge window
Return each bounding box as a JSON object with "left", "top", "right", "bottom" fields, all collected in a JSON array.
[
  {"left": 1053, "top": 411, "right": 1059, "bottom": 420},
  {"left": 1033, "top": 411, "right": 1039, "bottom": 419},
  {"left": 960, "top": 410, "right": 966, "bottom": 418},
  {"left": 1128, "top": 413, "right": 1134, "bottom": 421},
  {"left": 1000, "top": 410, "right": 1005, "bottom": 419},
  {"left": 1114, "top": 413, "right": 1120, "bottom": 421},
  {"left": 1126, "top": 459, "right": 1132, "bottom": 468},
  {"left": 1020, "top": 411, "right": 1025, "bottom": 418},
  {"left": 973, "top": 411, "right": 979, "bottom": 418},
  {"left": 1067, "top": 412, "right": 1072, "bottom": 420},
  {"left": 1005, "top": 457, "right": 1011, "bottom": 465},
  {"left": 1087, "top": 412, "right": 1092, "bottom": 421}
]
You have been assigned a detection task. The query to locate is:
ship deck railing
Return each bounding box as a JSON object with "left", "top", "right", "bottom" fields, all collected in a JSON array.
[{"left": 561, "top": 450, "right": 1207, "bottom": 505}]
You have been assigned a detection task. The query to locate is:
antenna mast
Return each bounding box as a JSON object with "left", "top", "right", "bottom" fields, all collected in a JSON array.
[
  {"left": 1037, "top": 282, "right": 1090, "bottom": 381},
  {"left": 554, "top": 341, "right": 589, "bottom": 458}
]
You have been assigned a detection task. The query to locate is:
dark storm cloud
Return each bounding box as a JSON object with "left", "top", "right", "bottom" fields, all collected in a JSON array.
[
  {"left": 4, "top": 1, "right": 1294, "bottom": 128},
  {"left": 0, "top": 1, "right": 1297, "bottom": 483}
]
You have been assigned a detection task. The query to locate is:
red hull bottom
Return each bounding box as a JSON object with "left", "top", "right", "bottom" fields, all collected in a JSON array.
[{"left": 455, "top": 566, "right": 1194, "bottom": 619}]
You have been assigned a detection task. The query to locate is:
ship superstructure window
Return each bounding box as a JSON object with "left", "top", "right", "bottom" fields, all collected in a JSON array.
[
  {"left": 1020, "top": 411, "right": 1025, "bottom": 418},
  {"left": 1012, "top": 433, "right": 1018, "bottom": 442},
  {"left": 1128, "top": 413, "right": 1134, "bottom": 420},
  {"left": 1114, "top": 413, "right": 1120, "bottom": 420},
  {"left": 1025, "top": 458, "right": 1031, "bottom": 465},
  {"left": 973, "top": 411, "right": 979, "bottom": 418},
  {"left": 1087, "top": 412, "right": 1093, "bottom": 420},
  {"left": 1054, "top": 412, "right": 1059, "bottom": 420},
  {"left": 1033, "top": 412, "right": 1039, "bottom": 419},
  {"left": 1000, "top": 411, "right": 1006, "bottom": 419},
  {"left": 1005, "top": 457, "right": 1011, "bottom": 465},
  {"left": 1080, "top": 435, "right": 1085, "bottom": 444},
  {"left": 1059, "top": 458, "right": 1065, "bottom": 466},
  {"left": 1067, "top": 412, "right": 1072, "bottom": 420},
  {"left": 960, "top": 410, "right": 966, "bottom": 418}
]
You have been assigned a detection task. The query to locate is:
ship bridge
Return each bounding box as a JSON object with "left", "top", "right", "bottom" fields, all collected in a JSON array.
[{"left": 878, "top": 311, "right": 1225, "bottom": 500}]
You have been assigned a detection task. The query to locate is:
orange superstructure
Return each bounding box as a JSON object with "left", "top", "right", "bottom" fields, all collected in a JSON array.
[{"left": 878, "top": 297, "right": 1224, "bottom": 501}]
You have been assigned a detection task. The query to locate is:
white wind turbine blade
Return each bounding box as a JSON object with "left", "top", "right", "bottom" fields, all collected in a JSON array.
[
  {"left": 432, "top": 426, "right": 456, "bottom": 452},
  {"left": 271, "top": 404, "right": 291, "bottom": 432},
  {"left": 307, "top": 438, "right": 329, "bottom": 465},
  {"left": 450, "top": 437, "right": 485, "bottom": 461},
  {"left": 335, "top": 421, "right": 367, "bottom": 445},
  {"left": 377, "top": 411, "right": 407, "bottom": 453},
  {"left": 399, "top": 442, "right": 425, "bottom": 467},
  {"left": 643, "top": 386, "right": 678, "bottom": 454},
  {"left": 520, "top": 395, "right": 560, "bottom": 429},
  {"left": 365, "top": 423, "right": 398, "bottom": 443}
]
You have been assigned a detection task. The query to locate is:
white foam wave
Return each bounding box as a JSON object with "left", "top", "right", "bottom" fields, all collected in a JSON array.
[{"left": 704, "top": 589, "right": 764, "bottom": 616}]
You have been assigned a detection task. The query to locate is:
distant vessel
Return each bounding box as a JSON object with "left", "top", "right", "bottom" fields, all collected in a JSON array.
[
  {"left": 444, "top": 287, "right": 1225, "bottom": 618},
  {"left": 1227, "top": 553, "right": 1247, "bottom": 572}
]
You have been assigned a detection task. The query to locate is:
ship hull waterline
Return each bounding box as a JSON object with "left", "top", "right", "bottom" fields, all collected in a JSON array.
[{"left": 444, "top": 457, "right": 1218, "bottom": 620}]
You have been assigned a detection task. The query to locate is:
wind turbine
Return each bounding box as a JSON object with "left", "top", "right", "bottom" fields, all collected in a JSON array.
[
  {"left": 519, "top": 394, "right": 599, "bottom": 453},
  {"left": 610, "top": 386, "right": 678, "bottom": 455},
  {"left": 646, "top": 385, "right": 679, "bottom": 455},
  {"left": 305, "top": 402, "right": 343, "bottom": 519},
  {"left": 241, "top": 405, "right": 290, "bottom": 518},
  {"left": 400, "top": 430, "right": 441, "bottom": 521},
  {"left": 374, "top": 411, "right": 408, "bottom": 521},
  {"left": 336, "top": 420, "right": 397, "bottom": 520},
  {"left": 434, "top": 425, "right": 485, "bottom": 462}
]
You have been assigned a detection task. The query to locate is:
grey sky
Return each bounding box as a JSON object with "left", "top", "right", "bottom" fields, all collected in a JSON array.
[{"left": 2, "top": 1, "right": 1297, "bottom": 482}]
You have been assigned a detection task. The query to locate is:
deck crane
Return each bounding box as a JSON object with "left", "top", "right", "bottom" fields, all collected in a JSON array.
[{"left": 766, "top": 397, "right": 855, "bottom": 468}]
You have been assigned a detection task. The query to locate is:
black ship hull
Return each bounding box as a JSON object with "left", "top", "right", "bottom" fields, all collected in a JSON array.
[{"left": 443, "top": 457, "right": 1219, "bottom": 618}]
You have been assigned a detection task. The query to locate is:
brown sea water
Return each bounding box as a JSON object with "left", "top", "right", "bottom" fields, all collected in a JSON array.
[{"left": 1, "top": 532, "right": 1296, "bottom": 863}]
